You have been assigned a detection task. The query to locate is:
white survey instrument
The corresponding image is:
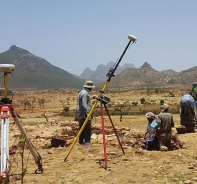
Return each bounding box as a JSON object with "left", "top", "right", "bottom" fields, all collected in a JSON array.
[
  {"left": 128, "top": 35, "right": 137, "bottom": 42},
  {"left": 0, "top": 64, "right": 43, "bottom": 183},
  {"left": 0, "top": 64, "right": 15, "bottom": 73}
]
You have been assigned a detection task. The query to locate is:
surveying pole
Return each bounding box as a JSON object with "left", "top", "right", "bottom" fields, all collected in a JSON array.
[
  {"left": 64, "top": 34, "right": 137, "bottom": 162},
  {"left": 0, "top": 64, "right": 43, "bottom": 182}
]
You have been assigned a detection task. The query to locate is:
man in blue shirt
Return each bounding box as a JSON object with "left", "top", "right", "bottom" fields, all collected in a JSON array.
[
  {"left": 77, "top": 80, "right": 95, "bottom": 145},
  {"left": 145, "top": 112, "right": 159, "bottom": 151}
]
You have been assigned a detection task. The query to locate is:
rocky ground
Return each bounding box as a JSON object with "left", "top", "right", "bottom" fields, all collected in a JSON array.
[{"left": 3, "top": 114, "right": 197, "bottom": 184}]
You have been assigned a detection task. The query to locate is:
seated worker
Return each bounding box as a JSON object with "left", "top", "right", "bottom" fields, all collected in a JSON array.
[{"left": 144, "top": 112, "right": 159, "bottom": 151}]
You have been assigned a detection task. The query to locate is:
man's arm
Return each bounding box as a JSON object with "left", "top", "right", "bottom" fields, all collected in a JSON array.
[
  {"left": 81, "top": 92, "right": 92, "bottom": 114},
  {"left": 171, "top": 115, "right": 174, "bottom": 128}
]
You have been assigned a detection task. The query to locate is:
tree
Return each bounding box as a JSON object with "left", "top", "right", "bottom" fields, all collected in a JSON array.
[
  {"left": 140, "top": 97, "right": 145, "bottom": 104},
  {"left": 160, "top": 99, "right": 164, "bottom": 105},
  {"left": 37, "top": 98, "right": 46, "bottom": 109}
]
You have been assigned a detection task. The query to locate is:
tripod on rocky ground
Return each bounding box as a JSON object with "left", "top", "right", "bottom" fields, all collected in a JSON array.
[
  {"left": 97, "top": 95, "right": 125, "bottom": 170},
  {"left": 64, "top": 34, "right": 137, "bottom": 165},
  {"left": 0, "top": 64, "right": 43, "bottom": 183}
]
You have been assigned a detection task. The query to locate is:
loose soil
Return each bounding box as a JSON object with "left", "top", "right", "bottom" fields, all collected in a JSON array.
[
  {"left": 3, "top": 88, "right": 197, "bottom": 184},
  {"left": 6, "top": 114, "right": 197, "bottom": 184}
]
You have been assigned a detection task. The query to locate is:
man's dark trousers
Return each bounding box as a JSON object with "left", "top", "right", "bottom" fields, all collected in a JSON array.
[{"left": 78, "top": 118, "right": 91, "bottom": 144}]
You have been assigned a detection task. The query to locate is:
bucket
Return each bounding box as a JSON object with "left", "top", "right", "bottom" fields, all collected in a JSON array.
[
  {"left": 176, "top": 127, "right": 186, "bottom": 134},
  {"left": 185, "top": 125, "right": 195, "bottom": 133},
  {"left": 51, "top": 138, "right": 66, "bottom": 147}
]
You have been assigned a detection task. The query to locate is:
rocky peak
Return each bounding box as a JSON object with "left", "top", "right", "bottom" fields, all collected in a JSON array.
[
  {"left": 80, "top": 67, "right": 94, "bottom": 80},
  {"left": 9, "top": 45, "right": 30, "bottom": 54},
  {"left": 140, "top": 62, "right": 152, "bottom": 69}
]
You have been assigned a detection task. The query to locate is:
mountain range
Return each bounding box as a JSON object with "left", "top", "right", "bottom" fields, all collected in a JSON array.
[
  {"left": 0, "top": 45, "right": 197, "bottom": 90},
  {"left": 80, "top": 62, "right": 135, "bottom": 81},
  {"left": 109, "top": 62, "right": 197, "bottom": 88},
  {"left": 0, "top": 45, "right": 85, "bottom": 89}
]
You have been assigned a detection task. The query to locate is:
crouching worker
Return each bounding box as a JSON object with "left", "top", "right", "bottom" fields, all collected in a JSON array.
[
  {"left": 144, "top": 112, "right": 159, "bottom": 151},
  {"left": 180, "top": 94, "right": 196, "bottom": 131}
]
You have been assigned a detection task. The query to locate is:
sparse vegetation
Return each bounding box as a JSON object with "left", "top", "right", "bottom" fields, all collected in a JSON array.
[
  {"left": 0, "top": 85, "right": 195, "bottom": 184},
  {"left": 18, "top": 137, "right": 27, "bottom": 184}
]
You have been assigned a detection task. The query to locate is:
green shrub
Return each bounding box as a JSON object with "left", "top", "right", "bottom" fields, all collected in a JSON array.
[
  {"left": 140, "top": 97, "right": 145, "bottom": 104},
  {"left": 63, "top": 106, "right": 70, "bottom": 112},
  {"left": 132, "top": 102, "right": 138, "bottom": 106},
  {"left": 160, "top": 99, "right": 164, "bottom": 105}
]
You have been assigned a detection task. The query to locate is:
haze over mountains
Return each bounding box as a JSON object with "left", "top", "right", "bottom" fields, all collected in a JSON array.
[
  {"left": 80, "top": 62, "right": 135, "bottom": 81},
  {"left": 0, "top": 45, "right": 197, "bottom": 90}
]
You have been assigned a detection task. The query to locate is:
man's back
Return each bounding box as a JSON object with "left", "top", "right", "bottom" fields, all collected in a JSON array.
[
  {"left": 77, "top": 88, "right": 91, "bottom": 119},
  {"left": 158, "top": 112, "right": 174, "bottom": 132},
  {"left": 180, "top": 94, "right": 196, "bottom": 124}
]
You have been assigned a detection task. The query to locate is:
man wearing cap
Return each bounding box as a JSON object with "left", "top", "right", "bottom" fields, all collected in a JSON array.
[
  {"left": 157, "top": 104, "right": 174, "bottom": 150},
  {"left": 144, "top": 112, "right": 160, "bottom": 151},
  {"left": 77, "top": 80, "right": 95, "bottom": 145}
]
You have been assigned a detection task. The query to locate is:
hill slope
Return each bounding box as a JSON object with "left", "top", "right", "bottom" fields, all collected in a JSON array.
[
  {"left": 109, "top": 62, "right": 197, "bottom": 88},
  {"left": 0, "top": 45, "right": 85, "bottom": 89}
]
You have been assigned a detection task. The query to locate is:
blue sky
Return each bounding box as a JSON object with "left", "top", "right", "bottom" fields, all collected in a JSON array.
[{"left": 0, "top": 1, "right": 196, "bottom": 75}]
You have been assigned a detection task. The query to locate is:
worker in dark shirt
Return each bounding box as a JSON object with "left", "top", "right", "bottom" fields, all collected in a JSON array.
[{"left": 157, "top": 104, "right": 174, "bottom": 150}]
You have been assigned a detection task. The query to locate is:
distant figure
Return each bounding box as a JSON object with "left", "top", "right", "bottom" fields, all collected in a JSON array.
[
  {"left": 180, "top": 94, "right": 196, "bottom": 130},
  {"left": 119, "top": 108, "right": 123, "bottom": 122},
  {"left": 77, "top": 80, "right": 95, "bottom": 146},
  {"left": 157, "top": 104, "right": 174, "bottom": 150},
  {"left": 144, "top": 112, "right": 159, "bottom": 151},
  {"left": 189, "top": 82, "right": 197, "bottom": 108}
]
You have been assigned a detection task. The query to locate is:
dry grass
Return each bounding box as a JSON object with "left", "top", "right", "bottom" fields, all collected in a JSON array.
[{"left": 4, "top": 86, "right": 197, "bottom": 184}]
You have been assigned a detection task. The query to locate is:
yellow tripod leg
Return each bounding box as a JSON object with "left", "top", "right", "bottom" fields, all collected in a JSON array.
[
  {"left": 4, "top": 73, "right": 8, "bottom": 98},
  {"left": 64, "top": 81, "right": 109, "bottom": 161}
]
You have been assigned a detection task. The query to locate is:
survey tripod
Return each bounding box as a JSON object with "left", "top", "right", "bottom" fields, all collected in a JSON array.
[
  {"left": 0, "top": 64, "right": 43, "bottom": 183},
  {"left": 97, "top": 95, "right": 125, "bottom": 170},
  {"left": 64, "top": 35, "right": 137, "bottom": 166}
]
